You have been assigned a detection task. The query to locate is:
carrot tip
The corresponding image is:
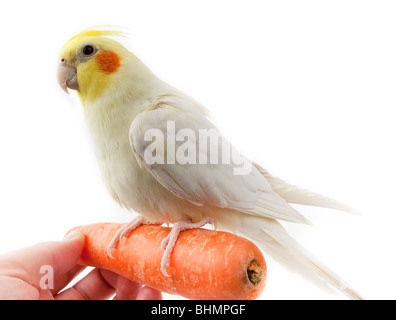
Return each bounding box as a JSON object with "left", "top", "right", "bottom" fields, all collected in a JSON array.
[{"left": 247, "top": 260, "right": 263, "bottom": 286}]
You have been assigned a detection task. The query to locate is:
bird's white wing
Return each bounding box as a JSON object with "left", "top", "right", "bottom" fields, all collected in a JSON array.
[{"left": 130, "top": 100, "right": 307, "bottom": 223}]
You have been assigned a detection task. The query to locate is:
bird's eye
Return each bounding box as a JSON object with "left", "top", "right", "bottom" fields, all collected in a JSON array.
[{"left": 82, "top": 45, "right": 95, "bottom": 56}]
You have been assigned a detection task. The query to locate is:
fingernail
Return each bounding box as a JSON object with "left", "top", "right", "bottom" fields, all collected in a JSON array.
[{"left": 63, "top": 230, "right": 83, "bottom": 241}]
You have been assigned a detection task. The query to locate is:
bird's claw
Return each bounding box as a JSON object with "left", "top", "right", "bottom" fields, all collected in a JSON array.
[
  {"left": 161, "top": 236, "right": 170, "bottom": 250},
  {"left": 106, "top": 216, "right": 155, "bottom": 260},
  {"left": 159, "top": 217, "right": 217, "bottom": 277}
]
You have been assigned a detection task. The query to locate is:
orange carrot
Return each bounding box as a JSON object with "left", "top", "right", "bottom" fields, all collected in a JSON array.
[{"left": 67, "top": 223, "right": 266, "bottom": 300}]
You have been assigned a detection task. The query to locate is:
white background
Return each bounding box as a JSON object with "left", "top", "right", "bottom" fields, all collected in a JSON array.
[{"left": 0, "top": 0, "right": 395, "bottom": 300}]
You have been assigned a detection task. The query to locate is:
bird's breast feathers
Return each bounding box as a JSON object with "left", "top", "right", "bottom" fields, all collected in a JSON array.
[{"left": 83, "top": 95, "right": 208, "bottom": 222}]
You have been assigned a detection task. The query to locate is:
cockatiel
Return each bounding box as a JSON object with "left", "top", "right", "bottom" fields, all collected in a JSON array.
[{"left": 57, "top": 27, "right": 362, "bottom": 299}]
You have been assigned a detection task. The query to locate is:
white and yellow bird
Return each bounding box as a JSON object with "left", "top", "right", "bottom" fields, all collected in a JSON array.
[{"left": 57, "top": 27, "right": 362, "bottom": 299}]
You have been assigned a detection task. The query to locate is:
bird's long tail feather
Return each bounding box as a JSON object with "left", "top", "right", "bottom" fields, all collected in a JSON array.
[
  {"left": 254, "top": 163, "right": 360, "bottom": 215},
  {"left": 234, "top": 215, "right": 363, "bottom": 300}
]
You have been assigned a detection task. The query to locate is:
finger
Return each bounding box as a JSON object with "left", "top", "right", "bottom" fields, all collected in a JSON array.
[
  {"left": 52, "top": 264, "right": 86, "bottom": 295},
  {"left": 136, "top": 286, "right": 163, "bottom": 300},
  {"left": 55, "top": 268, "right": 115, "bottom": 300},
  {"left": 99, "top": 269, "right": 143, "bottom": 300},
  {"left": 99, "top": 269, "right": 162, "bottom": 300},
  {"left": 0, "top": 231, "right": 85, "bottom": 290}
]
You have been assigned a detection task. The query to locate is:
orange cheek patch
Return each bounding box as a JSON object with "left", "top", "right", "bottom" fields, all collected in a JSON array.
[{"left": 96, "top": 50, "right": 121, "bottom": 74}]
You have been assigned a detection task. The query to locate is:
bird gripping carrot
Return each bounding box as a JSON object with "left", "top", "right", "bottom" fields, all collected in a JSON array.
[{"left": 58, "top": 27, "right": 362, "bottom": 299}]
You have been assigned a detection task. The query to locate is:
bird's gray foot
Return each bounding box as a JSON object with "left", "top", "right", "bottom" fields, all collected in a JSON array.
[{"left": 160, "top": 217, "right": 217, "bottom": 277}]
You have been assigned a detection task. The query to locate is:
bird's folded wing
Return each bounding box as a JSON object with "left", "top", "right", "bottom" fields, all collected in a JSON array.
[{"left": 129, "top": 99, "right": 307, "bottom": 224}]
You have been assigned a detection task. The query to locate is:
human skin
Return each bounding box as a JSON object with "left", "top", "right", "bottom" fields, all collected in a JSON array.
[{"left": 0, "top": 230, "right": 162, "bottom": 300}]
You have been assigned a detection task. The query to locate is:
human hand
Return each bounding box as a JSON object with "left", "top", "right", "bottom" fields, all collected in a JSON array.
[{"left": 0, "top": 230, "right": 162, "bottom": 300}]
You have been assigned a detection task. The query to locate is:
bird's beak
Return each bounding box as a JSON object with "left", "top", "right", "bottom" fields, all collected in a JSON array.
[{"left": 57, "top": 58, "right": 79, "bottom": 94}]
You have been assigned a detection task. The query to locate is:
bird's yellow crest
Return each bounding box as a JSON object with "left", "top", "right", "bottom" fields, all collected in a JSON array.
[{"left": 67, "top": 26, "right": 128, "bottom": 43}]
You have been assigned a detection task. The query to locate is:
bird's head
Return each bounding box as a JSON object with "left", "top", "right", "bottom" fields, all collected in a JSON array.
[{"left": 57, "top": 28, "right": 131, "bottom": 105}]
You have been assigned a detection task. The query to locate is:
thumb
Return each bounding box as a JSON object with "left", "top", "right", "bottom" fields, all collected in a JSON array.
[{"left": 0, "top": 230, "right": 85, "bottom": 288}]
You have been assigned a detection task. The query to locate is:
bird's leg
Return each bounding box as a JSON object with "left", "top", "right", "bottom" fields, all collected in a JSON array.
[
  {"left": 107, "top": 216, "right": 158, "bottom": 258},
  {"left": 160, "top": 217, "right": 217, "bottom": 277}
]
